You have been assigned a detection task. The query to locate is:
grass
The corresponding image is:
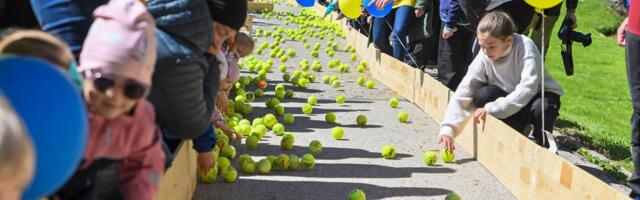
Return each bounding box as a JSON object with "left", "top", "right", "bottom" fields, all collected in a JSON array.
[{"left": 542, "top": 0, "right": 631, "bottom": 168}]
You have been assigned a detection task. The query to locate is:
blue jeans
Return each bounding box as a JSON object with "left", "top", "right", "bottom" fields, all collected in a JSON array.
[
  {"left": 30, "top": 0, "right": 108, "bottom": 54},
  {"left": 372, "top": 6, "right": 414, "bottom": 60}
]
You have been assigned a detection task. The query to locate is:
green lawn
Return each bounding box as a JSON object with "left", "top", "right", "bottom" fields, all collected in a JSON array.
[{"left": 542, "top": 0, "right": 630, "bottom": 165}]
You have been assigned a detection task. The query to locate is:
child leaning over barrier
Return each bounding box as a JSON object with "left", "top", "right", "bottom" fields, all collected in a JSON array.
[
  {"left": 438, "top": 11, "right": 564, "bottom": 153},
  {"left": 50, "top": 0, "right": 165, "bottom": 199}
]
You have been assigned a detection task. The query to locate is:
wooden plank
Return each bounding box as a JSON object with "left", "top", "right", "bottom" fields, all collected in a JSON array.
[
  {"left": 412, "top": 73, "right": 449, "bottom": 123},
  {"left": 244, "top": 16, "right": 253, "bottom": 33},
  {"left": 248, "top": 2, "right": 274, "bottom": 13},
  {"left": 158, "top": 141, "right": 197, "bottom": 200}
]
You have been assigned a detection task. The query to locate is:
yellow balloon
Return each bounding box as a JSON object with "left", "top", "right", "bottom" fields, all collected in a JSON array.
[
  {"left": 524, "top": 0, "right": 563, "bottom": 9},
  {"left": 339, "top": 0, "right": 362, "bottom": 19}
]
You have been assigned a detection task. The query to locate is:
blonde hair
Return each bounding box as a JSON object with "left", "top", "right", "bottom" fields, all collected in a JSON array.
[
  {"left": 234, "top": 32, "right": 255, "bottom": 57},
  {"left": 0, "top": 95, "right": 34, "bottom": 182},
  {"left": 477, "top": 11, "right": 517, "bottom": 39},
  {"left": 0, "top": 29, "right": 74, "bottom": 69}
]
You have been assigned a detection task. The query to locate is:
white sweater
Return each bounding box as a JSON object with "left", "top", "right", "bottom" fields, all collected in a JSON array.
[{"left": 439, "top": 34, "right": 564, "bottom": 137}]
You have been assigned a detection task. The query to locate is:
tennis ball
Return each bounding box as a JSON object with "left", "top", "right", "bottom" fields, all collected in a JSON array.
[
  {"left": 381, "top": 145, "right": 396, "bottom": 159},
  {"left": 309, "top": 140, "right": 323, "bottom": 154},
  {"left": 322, "top": 75, "right": 331, "bottom": 84},
  {"left": 255, "top": 88, "right": 265, "bottom": 97},
  {"left": 328, "top": 51, "right": 335, "bottom": 57},
  {"left": 235, "top": 95, "right": 246, "bottom": 104},
  {"left": 366, "top": 80, "right": 375, "bottom": 89},
  {"left": 280, "top": 55, "right": 288, "bottom": 63},
  {"left": 199, "top": 165, "right": 218, "bottom": 183},
  {"left": 241, "top": 159, "right": 256, "bottom": 174},
  {"left": 299, "top": 78, "right": 309, "bottom": 88},
  {"left": 356, "top": 115, "right": 367, "bottom": 126},
  {"left": 272, "top": 123, "right": 285, "bottom": 136},
  {"left": 257, "top": 159, "right": 272, "bottom": 174},
  {"left": 216, "top": 134, "right": 229, "bottom": 149},
  {"left": 423, "top": 151, "right": 437, "bottom": 166},
  {"left": 221, "top": 166, "right": 238, "bottom": 183},
  {"left": 222, "top": 145, "right": 236, "bottom": 159},
  {"left": 329, "top": 75, "right": 339, "bottom": 82},
  {"left": 246, "top": 135, "right": 259, "bottom": 150},
  {"left": 274, "top": 154, "right": 290, "bottom": 169},
  {"left": 252, "top": 124, "right": 267, "bottom": 139},
  {"left": 445, "top": 192, "right": 462, "bottom": 200},
  {"left": 325, "top": 112, "right": 337, "bottom": 123},
  {"left": 274, "top": 104, "right": 285, "bottom": 115},
  {"left": 307, "top": 95, "right": 318, "bottom": 105},
  {"left": 441, "top": 149, "right": 455, "bottom": 163},
  {"left": 351, "top": 53, "right": 357, "bottom": 61},
  {"left": 348, "top": 189, "right": 366, "bottom": 200},
  {"left": 283, "top": 73, "right": 291, "bottom": 82},
  {"left": 332, "top": 80, "right": 341, "bottom": 88},
  {"left": 357, "top": 65, "right": 366, "bottom": 73},
  {"left": 237, "top": 124, "right": 252, "bottom": 136},
  {"left": 356, "top": 77, "right": 366, "bottom": 86},
  {"left": 302, "top": 153, "right": 316, "bottom": 169},
  {"left": 238, "top": 154, "right": 252, "bottom": 166},
  {"left": 389, "top": 98, "right": 399, "bottom": 108},
  {"left": 284, "top": 113, "right": 295, "bottom": 124},
  {"left": 332, "top": 126, "right": 344, "bottom": 139},
  {"left": 275, "top": 90, "right": 286, "bottom": 100},
  {"left": 252, "top": 117, "right": 265, "bottom": 127},
  {"left": 312, "top": 51, "right": 319, "bottom": 57},
  {"left": 281, "top": 133, "right": 295, "bottom": 150},
  {"left": 359, "top": 61, "right": 368, "bottom": 68},
  {"left": 313, "top": 43, "right": 321, "bottom": 50},
  {"left": 217, "top": 156, "right": 231, "bottom": 171},
  {"left": 335, "top": 94, "right": 346, "bottom": 104},
  {"left": 275, "top": 83, "right": 286, "bottom": 91},
  {"left": 304, "top": 43, "right": 311, "bottom": 49},
  {"left": 397, "top": 111, "right": 409, "bottom": 123},
  {"left": 264, "top": 114, "right": 278, "bottom": 128},
  {"left": 287, "top": 49, "right": 296, "bottom": 57},
  {"left": 213, "top": 146, "right": 220, "bottom": 158},
  {"left": 302, "top": 104, "right": 313, "bottom": 115},
  {"left": 285, "top": 89, "right": 295, "bottom": 98},
  {"left": 289, "top": 155, "right": 301, "bottom": 170}
]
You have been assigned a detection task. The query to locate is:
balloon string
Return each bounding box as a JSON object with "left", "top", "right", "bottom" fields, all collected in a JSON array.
[{"left": 540, "top": 12, "right": 546, "bottom": 146}]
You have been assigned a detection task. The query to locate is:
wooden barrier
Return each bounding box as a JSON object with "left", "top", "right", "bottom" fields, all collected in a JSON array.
[
  {"left": 157, "top": 141, "right": 198, "bottom": 200},
  {"left": 244, "top": 16, "right": 253, "bottom": 33},
  {"left": 313, "top": 4, "right": 630, "bottom": 200},
  {"left": 248, "top": 2, "right": 274, "bottom": 13}
]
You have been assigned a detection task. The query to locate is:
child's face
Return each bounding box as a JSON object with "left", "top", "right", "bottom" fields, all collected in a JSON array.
[
  {"left": 83, "top": 70, "right": 147, "bottom": 119},
  {"left": 477, "top": 32, "right": 513, "bottom": 61},
  {"left": 235, "top": 44, "right": 252, "bottom": 57},
  {"left": 211, "top": 22, "right": 238, "bottom": 53},
  {"left": 0, "top": 155, "right": 34, "bottom": 200}
]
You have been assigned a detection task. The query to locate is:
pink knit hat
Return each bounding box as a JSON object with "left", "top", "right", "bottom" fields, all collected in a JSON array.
[{"left": 79, "top": 0, "right": 156, "bottom": 86}]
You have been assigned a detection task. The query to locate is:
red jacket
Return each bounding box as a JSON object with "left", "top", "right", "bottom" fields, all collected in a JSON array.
[{"left": 82, "top": 99, "right": 165, "bottom": 200}]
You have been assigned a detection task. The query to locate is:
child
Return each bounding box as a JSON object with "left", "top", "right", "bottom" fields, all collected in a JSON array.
[
  {"left": 213, "top": 32, "right": 255, "bottom": 139},
  {"left": 438, "top": 11, "right": 564, "bottom": 152},
  {"left": 52, "top": 0, "right": 165, "bottom": 199},
  {"left": 0, "top": 29, "right": 82, "bottom": 89},
  {"left": 0, "top": 95, "right": 35, "bottom": 200},
  {"left": 437, "top": 0, "right": 474, "bottom": 91}
]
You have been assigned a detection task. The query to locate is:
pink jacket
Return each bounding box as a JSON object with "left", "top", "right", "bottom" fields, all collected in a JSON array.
[{"left": 82, "top": 99, "right": 165, "bottom": 200}]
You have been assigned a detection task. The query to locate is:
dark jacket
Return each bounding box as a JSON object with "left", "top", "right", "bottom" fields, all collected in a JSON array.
[
  {"left": 439, "top": 0, "right": 469, "bottom": 30},
  {"left": 146, "top": 0, "right": 220, "bottom": 141},
  {"left": 408, "top": 0, "right": 437, "bottom": 42}
]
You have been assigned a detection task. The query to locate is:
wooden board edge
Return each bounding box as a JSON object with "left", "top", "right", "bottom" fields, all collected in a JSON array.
[
  {"left": 248, "top": 2, "right": 275, "bottom": 13},
  {"left": 158, "top": 140, "right": 198, "bottom": 200}
]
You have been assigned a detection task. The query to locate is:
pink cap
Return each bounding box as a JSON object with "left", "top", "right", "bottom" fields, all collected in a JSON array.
[{"left": 79, "top": 0, "right": 156, "bottom": 86}]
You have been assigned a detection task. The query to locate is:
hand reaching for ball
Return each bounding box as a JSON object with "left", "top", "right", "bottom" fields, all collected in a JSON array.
[
  {"left": 197, "top": 152, "right": 216, "bottom": 173},
  {"left": 438, "top": 135, "right": 455, "bottom": 153}
]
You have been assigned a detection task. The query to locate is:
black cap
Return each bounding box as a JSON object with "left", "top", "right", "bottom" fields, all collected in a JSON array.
[{"left": 208, "top": 0, "right": 248, "bottom": 31}]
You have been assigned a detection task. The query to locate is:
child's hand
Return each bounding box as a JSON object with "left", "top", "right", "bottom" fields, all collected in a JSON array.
[
  {"left": 197, "top": 152, "right": 215, "bottom": 172},
  {"left": 224, "top": 128, "right": 238, "bottom": 141},
  {"left": 442, "top": 27, "right": 456, "bottom": 39},
  {"left": 473, "top": 108, "right": 487, "bottom": 123},
  {"left": 216, "top": 93, "right": 229, "bottom": 112},
  {"left": 438, "top": 135, "right": 455, "bottom": 152},
  {"left": 415, "top": 8, "right": 425, "bottom": 17}
]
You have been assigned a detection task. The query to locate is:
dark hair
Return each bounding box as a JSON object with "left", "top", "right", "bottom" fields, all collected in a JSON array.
[{"left": 477, "top": 11, "right": 517, "bottom": 39}]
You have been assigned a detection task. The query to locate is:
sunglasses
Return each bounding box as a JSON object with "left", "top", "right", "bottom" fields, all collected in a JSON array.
[{"left": 87, "top": 71, "right": 149, "bottom": 99}]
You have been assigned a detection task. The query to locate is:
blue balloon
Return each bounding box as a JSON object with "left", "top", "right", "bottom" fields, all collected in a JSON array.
[
  {"left": 296, "top": 0, "right": 314, "bottom": 7},
  {"left": 364, "top": 0, "right": 392, "bottom": 17},
  {"left": 0, "top": 57, "right": 88, "bottom": 200}
]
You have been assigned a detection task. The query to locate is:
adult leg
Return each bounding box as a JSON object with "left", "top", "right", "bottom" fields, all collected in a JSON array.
[
  {"left": 437, "top": 26, "right": 474, "bottom": 91},
  {"left": 526, "top": 14, "right": 559, "bottom": 57},
  {"left": 372, "top": 10, "right": 393, "bottom": 55},
  {"left": 390, "top": 5, "right": 414, "bottom": 60},
  {"left": 626, "top": 31, "right": 640, "bottom": 198}
]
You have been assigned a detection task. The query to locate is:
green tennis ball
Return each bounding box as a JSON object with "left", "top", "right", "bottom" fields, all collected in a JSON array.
[
  {"left": 322, "top": 75, "right": 331, "bottom": 84},
  {"left": 423, "top": 151, "right": 437, "bottom": 166},
  {"left": 257, "top": 159, "right": 272, "bottom": 174},
  {"left": 272, "top": 123, "right": 285, "bottom": 136},
  {"left": 366, "top": 80, "right": 375, "bottom": 89},
  {"left": 389, "top": 98, "right": 399, "bottom": 108},
  {"left": 307, "top": 95, "right": 318, "bottom": 105},
  {"left": 279, "top": 65, "right": 288, "bottom": 72},
  {"left": 235, "top": 95, "right": 246, "bottom": 104},
  {"left": 309, "top": 140, "right": 322, "bottom": 154},
  {"left": 302, "top": 104, "right": 313, "bottom": 115},
  {"left": 328, "top": 51, "right": 335, "bottom": 57},
  {"left": 329, "top": 75, "right": 339, "bottom": 82},
  {"left": 359, "top": 61, "right": 368, "bottom": 68},
  {"left": 283, "top": 73, "right": 292, "bottom": 82},
  {"left": 311, "top": 51, "right": 319, "bottom": 57},
  {"left": 288, "top": 155, "right": 301, "bottom": 170},
  {"left": 302, "top": 153, "right": 316, "bottom": 169},
  {"left": 284, "top": 113, "right": 295, "bottom": 124},
  {"left": 216, "top": 134, "right": 229, "bottom": 149},
  {"left": 275, "top": 90, "right": 286, "bottom": 100},
  {"left": 274, "top": 104, "right": 285, "bottom": 115},
  {"left": 246, "top": 135, "right": 259, "bottom": 150},
  {"left": 245, "top": 92, "right": 255, "bottom": 102},
  {"left": 267, "top": 155, "right": 277, "bottom": 165},
  {"left": 397, "top": 111, "right": 409, "bottom": 123},
  {"left": 441, "top": 149, "right": 455, "bottom": 163},
  {"left": 275, "top": 83, "right": 286, "bottom": 91},
  {"left": 304, "top": 43, "right": 311, "bottom": 49},
  {"left": 332, "top": 126, "right": 344, "bottom": 139},
  {"left": 350, "top": 53, "right": 357, "bottom": 61},
  {"left": 221, "top": 166, "right": 238, "bottom": 183},
  {"left": 255, "top": 88, "right": 265, "bottom": 97},
  {"left": 285, "top": 89, "right": 295, "bottom": 98},
  {"left": 357, "top": 65, "right": 366, "bottom": 73},
  {"left": 445, "top": 192, "right": 462, "bottom": 200},
  {"left": 199, "top": 165, "right": 218, "bottom": 183},
  {"left": 356, "top": 115, "right": 367, "bottom": 126},
  {"left": 241, "top": 159, "right": 256, "bottom": 174},
  {"left": 252, "top": 117, "right": 265, "bottom": 127},
  {"left": 381, "top": 145, "right": 396, "bottom": 159},
  {"left": 222, "top": 145, "right": 236, "bottom": 159},
  {"left": 217, "top": 156, "right": 231, "bottom": 171},
  {"left": 298, "top": 78, "right": 309, "bottom": 88},
  {"left": 332, "top": 80, "right": 341, "bottom": 88},
  {"left": 356, "top": 77, "right": 366, "bottom": 86},
  {"left": 238, "top": 154, "right": 252, "bottom": 166},
  {"left": 281, "top": 133, "right": 295, "bottom": 150},
  {"left": 348, "top": 189, "right": 366, "bottom": 200},
  {"left": 274, "top": 154, "right": 290, "bottom": 169},
  {"left": 335, "top": 94, "right": 346, "bottom": 104},
  {"left": 325, "top": 112, "right": 337, "bottom": 123},
  {"left": 264, "top": 114, "right": 278, "bottom": 128}
]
